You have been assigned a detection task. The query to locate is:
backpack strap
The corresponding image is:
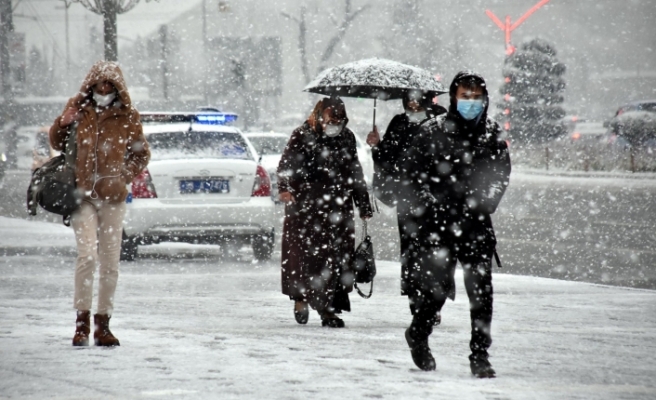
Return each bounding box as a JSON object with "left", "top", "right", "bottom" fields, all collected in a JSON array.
[
  {"left": 63, "top": 123, "right": 77, "bottom": 169},
  {"left": 62, "top": 123, "right": 77, "bottom": 227}
]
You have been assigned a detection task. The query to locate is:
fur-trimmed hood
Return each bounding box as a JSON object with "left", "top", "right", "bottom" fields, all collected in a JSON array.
[{"left": 69, "top": 61, "right": 132, "bottom": 111}]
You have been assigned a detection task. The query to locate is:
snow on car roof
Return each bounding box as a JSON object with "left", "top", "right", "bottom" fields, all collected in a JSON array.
[
  {"left": 142, "top": 123, "right": 241, "bottom": 135},
  {"left": 243, "top": 131, "right": 289, "bottom": 138}
]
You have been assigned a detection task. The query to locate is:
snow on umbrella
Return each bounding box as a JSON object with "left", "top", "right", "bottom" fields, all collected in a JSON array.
[{"left": 304, "top": 58, "right": 446, "bottom": 127}]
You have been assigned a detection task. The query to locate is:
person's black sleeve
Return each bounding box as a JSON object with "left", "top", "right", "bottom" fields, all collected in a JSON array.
[
  {"left": 468, "top": 122, "right": 512, "bottom": 214},
  {"left": 277, "top": 127, "right": 306, "bottom": 195},
  {"left": 371, "top": 114, "right": 406, "bottom": 174}
]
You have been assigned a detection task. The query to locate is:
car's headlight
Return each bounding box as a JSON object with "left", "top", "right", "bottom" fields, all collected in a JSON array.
[{"left": 0, "top": 153, "right": 6, "bottom": 162}]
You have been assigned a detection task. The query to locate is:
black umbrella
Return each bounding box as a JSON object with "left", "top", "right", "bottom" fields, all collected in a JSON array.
[{"left": 304, "top": 58, "right": 447, "bottom": 128}]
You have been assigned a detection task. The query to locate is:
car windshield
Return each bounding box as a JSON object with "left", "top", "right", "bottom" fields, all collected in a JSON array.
[
  {"left": 148, "top": 131, "right": 253, "bottom": 161},
  {"left": 247, "top": 136, "right": 288, "bottom": 156}
]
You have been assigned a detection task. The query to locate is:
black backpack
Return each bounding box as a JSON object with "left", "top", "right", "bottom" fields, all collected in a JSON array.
[{"left": 27, "top": 124, "right": 82, "bottom": 222}]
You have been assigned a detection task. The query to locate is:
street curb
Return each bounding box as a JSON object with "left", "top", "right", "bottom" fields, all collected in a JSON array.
[
  {"left": 513, "top": 167, "right": 656, "bottom": 180},
  {"left": 0, "top": 247, "right": 76, "bottom": 257}
]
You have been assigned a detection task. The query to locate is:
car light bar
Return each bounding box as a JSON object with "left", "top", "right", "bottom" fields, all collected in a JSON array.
[
  {"left": 140, "top": 112, "right": 238, "bottom": 125},
  {"left": 195, "top": 114, "right": 238, "bottom": 125}
]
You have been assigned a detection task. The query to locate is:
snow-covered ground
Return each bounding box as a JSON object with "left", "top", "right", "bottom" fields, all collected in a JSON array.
[
  {"left": 1, "top": 218, "right": 655, "bottom": 399},
  {"left": 0, "top": 216, "right": 75, "bottom": 256}
]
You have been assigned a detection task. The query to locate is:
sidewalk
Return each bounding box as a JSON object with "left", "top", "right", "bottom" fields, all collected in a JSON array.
[
  {"left": 1, "top": 227, "right": 655, "bottom": 399},
  {"left": 0, "top": 216, "right": 76, "bottom": 257},
  {"left": 513, "top": 166, "right": 656, "bottom": 181}
]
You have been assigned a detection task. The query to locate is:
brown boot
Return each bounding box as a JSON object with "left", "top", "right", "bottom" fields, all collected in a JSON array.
[
  {"left": 94, "top": 314, "right": 120, "bottom": 346},
  {"left": 72, "top": 310, "right": 90, "bottom": 346}
]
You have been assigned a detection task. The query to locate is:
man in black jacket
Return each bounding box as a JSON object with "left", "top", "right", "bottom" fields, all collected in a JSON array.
[
  {"left": 401, "top": 71, "right": 511, "bottom": 378},
  {"left": 367, "top": 92, "right": 446, "bottom": 321}
]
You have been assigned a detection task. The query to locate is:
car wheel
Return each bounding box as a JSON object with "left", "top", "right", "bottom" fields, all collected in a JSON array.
[
  {"left": 120, "top": 231, "right": 138, "bottom": 262},
  {"left": 252, "top": 230, "right": 274, "bottom": 261}
]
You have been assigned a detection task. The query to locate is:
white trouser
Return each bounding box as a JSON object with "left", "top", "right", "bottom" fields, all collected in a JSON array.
[{"left": 71, "top": 199, "right": 126, "bottom": 315}]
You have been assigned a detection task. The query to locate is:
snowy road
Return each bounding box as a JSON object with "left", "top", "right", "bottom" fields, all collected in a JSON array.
[
  {"left": 1, "top": 250, "right": 656, "bottom": 399},
  {"left": 494, "top": 171, "right": 656, "bottom": 288},
  {"left": 2, "top": 169, "right": 656, "bottom": 289}
]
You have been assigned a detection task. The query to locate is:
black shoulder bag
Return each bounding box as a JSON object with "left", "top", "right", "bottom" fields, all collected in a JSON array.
[
  {"left": 27, "top": 123, "right": 82, "bottom": 223},
  {"left": 354, "top": 219, "right": 376, "bottom": 299}
]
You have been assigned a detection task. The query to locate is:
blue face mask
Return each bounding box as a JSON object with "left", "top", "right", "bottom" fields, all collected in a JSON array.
[{"left": 457, "top": 99, "right": 484, "bottom": 120}]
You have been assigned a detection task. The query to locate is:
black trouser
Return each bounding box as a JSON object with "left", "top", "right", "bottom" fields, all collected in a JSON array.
[
  {"left": 408, "top": 250, "right": 494, "bottom": 359},
  {"left": 397, "top": 200, "right": 420, "bottom": 294}
]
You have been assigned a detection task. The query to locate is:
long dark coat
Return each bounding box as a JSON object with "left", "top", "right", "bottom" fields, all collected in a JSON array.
[
  {"left": 402, "top": 106, "right": 511, "bottom": 299},
  {"left": 372, "top": 105, "right": 447, "bottom": 296},
  {"left": 277, "top": 122, "right": 373, "bottom": 313}
]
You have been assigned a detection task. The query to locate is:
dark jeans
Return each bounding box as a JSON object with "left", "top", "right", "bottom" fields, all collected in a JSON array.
[{"left": 408, "top": 253, "right": 494, "bottom": 359}]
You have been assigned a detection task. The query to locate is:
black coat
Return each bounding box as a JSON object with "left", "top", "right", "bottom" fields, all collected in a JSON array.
[
  {"left": 401, "top": 109, "right": 511, "bottom": 298},
  {"left": 277, "top": 122, "right": 373, "bottom": 313},
  {"left": 372, "top": 105, "right": 446, "bottom": 207}
]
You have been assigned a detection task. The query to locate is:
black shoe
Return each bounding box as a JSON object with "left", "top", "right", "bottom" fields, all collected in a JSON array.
[
  {"left": 470, "top": 355, "right": 496, "bottom": 378},
  {"left": 321, "top": 317, "right": 345, "bottom": 328},
  {"left": 405, "top": 327, "right": 436, "bottom": 371},
  {"left": 294, "top": 301, "right": 309, "bottom": 325}
]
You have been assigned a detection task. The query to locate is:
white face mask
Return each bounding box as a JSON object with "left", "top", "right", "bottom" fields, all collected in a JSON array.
[
  {"left": 406, "top": 110, "right": 426, "bottom": 124},
  {"left": 93, "top": 91, "right": 116, "bottom": 107},
  {"left": 324, "top": 123, "right": 344, "bottom": 137}
]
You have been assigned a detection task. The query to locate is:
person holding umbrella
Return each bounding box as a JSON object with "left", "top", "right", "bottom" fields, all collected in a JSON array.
[
  {"left": 401, "top": 71, "right": 511, "bottom": 377},
  {"left": 277, "top": 96, "right": 373, "bottom": 328},
  {"left": 365, "top": 90, "right": 446, "bottom": 325}
]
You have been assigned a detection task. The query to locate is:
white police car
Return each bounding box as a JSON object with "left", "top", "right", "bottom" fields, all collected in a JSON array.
[{"left": 120, "top": 111, "right": 276, "bottom": 261}]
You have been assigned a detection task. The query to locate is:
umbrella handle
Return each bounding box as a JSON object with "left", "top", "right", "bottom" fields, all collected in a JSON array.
[{"left": 372, "top": 97, "right": 377, "bottom": 131}]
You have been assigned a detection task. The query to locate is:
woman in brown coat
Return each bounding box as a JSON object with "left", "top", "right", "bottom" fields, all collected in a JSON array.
[
  {"left": 50, "top": 61, "right": 150, "bottom": 346},
  {"left": 277, "top": 97, "right": 373, "bottom": 328}
]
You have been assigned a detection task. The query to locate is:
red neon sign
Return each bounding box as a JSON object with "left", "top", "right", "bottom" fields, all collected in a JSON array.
[{"left": 486, "top": 0, "right": 550, "bottom": 55}]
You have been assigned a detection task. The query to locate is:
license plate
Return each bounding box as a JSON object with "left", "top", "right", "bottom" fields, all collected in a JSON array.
[{"left": 179, "top": 179, "right": 230, "bottom": 194}]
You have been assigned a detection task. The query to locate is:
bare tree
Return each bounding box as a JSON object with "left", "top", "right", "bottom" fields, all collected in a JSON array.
[
  {"left": 283, "top": 0, "right": 371, "bottom": 84},
  {"left": 281, "top": 5, "right": 309, "bottom": 84},
  {"left": 68, "top": 0, "right": 157, "bottom": 61},
  {"left": 318, "top": 0, "right": 370, "bottom": 73},
  {"left": 0, "top": 0, "right": 14, "bottom": 99}
]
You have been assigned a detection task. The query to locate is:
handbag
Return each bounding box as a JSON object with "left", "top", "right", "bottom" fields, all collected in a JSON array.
[
  {"left": 353, "top": 219, "right": 376, "bottom": 299},
  {"left": 27, "top": 123, "right": 82, "bottom": 221}
]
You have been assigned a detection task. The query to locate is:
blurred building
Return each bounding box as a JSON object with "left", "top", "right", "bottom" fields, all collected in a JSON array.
[{"left": 4, "top": 0, "right": 656, "bottom": 130}]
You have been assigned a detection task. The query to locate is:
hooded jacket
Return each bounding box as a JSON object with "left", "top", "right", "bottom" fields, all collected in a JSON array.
[
  {"left": 404, "top": 71, "right": 511, "bottom": 217},
  {"left": 49, "top": 61, "right": 150, "bottom": 203},
  {"left": 400, "top": 71, "right": 511, "bottom": 299}
]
